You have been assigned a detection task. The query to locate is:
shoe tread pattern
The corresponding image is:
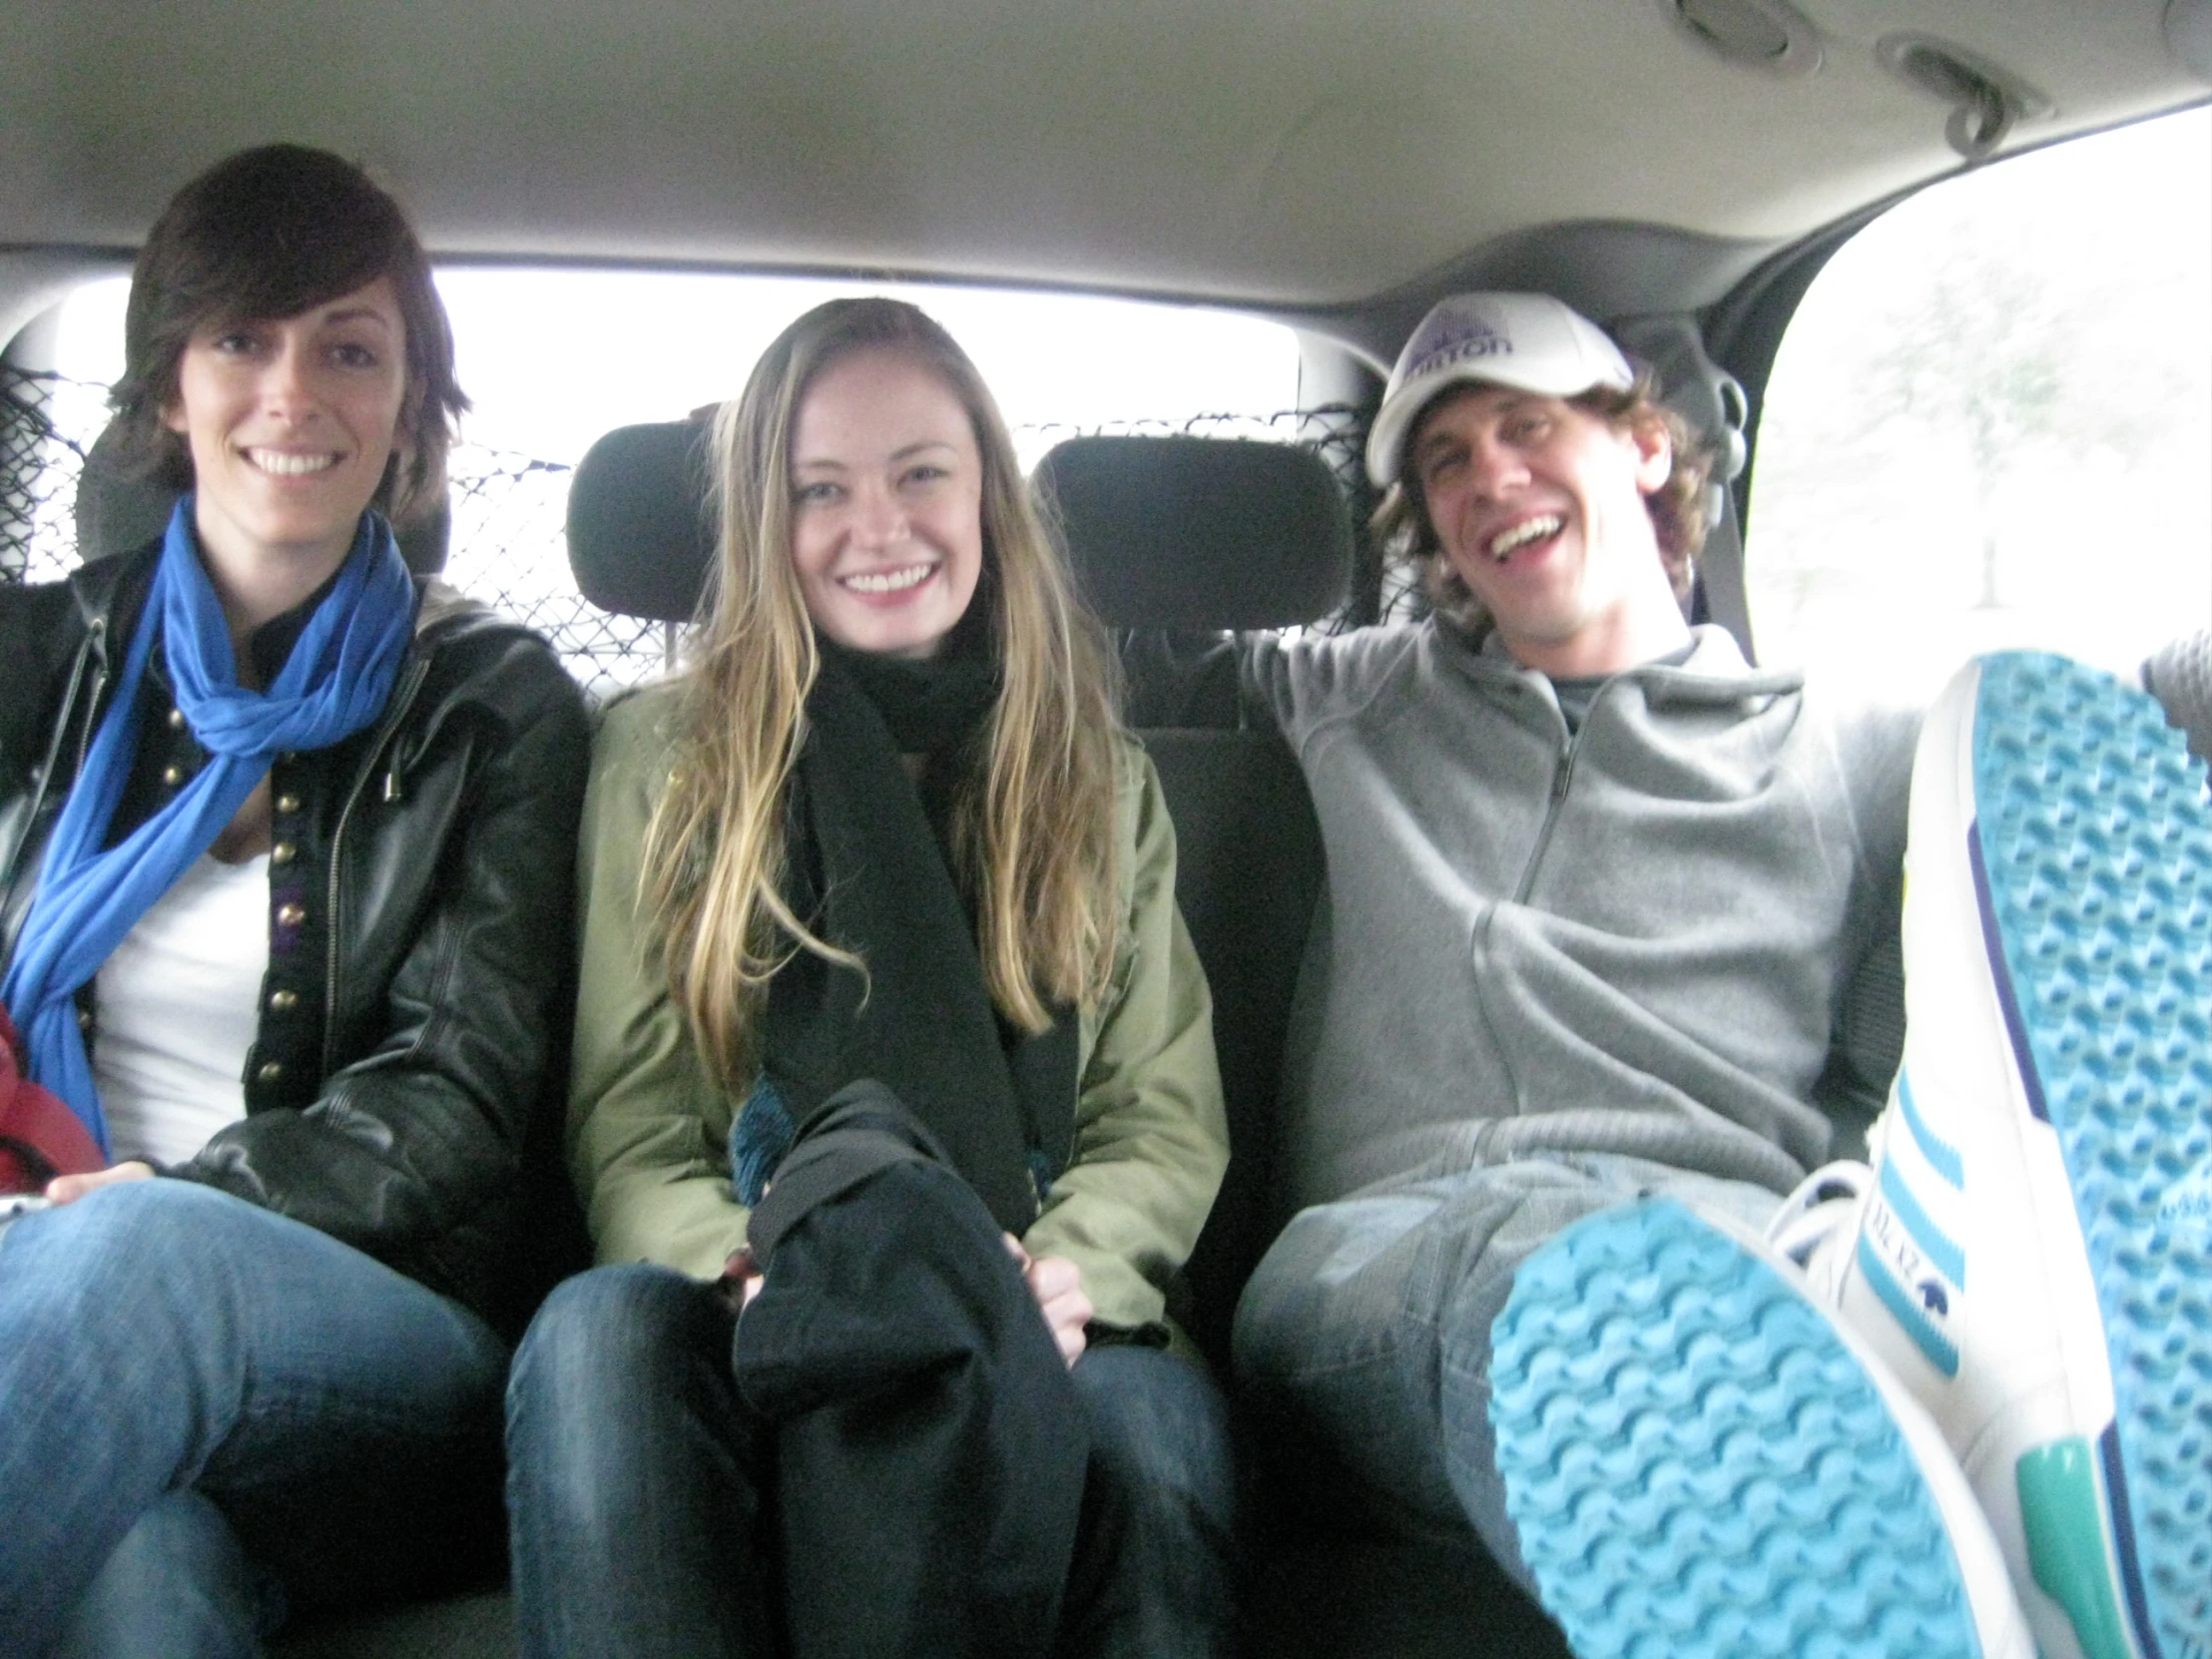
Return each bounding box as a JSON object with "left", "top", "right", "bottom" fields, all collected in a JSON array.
[
  {"left": 1490, "top": 1199, "right": 1983, "bottom": 1659},
  {"left": 1974, "top": 651, "right": 2212, "bottom": 1659}
]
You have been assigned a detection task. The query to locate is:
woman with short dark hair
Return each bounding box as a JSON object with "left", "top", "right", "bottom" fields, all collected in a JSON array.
[
  {"left": 0, "top": 144, "right": 588, "bottom": 1656},
  {"left": 105, "top": 144, "right": 468, "bottom": 526}
]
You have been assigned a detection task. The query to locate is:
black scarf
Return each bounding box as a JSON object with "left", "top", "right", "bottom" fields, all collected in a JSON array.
[{"left": 758, "top": 616, "right": 1079, "bottom": 1236}]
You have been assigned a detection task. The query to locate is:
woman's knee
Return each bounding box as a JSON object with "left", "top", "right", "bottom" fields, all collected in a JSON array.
[
  {"left": 1073, "top": 1347, "right": 1234, "bottom": 1514},
  {"left": 506, "top": 1264, "right": 758, "bottom": 1575},
  {"left": 1, "top": 1180, "right": 246, "bottom": 1323},
  {"left": 509, "top": 1264, "right": 727, "bottom": 1423}
]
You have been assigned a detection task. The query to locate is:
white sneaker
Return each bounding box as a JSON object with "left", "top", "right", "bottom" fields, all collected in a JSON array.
[
  {"left": 1490, "top": 1195, "right": 2033, "bottom": 1659},
  {"left": 1822, "top": 651, "right": 2212, "bottom": 1659}
]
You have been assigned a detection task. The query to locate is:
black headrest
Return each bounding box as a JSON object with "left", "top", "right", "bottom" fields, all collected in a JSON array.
[
  {"left": 563, "top": 423, "right": 1356, "bottom": 631},
  {"left": 566, "top": 421, "right": 717, "bottom": 622},
  {"left": 72, "top": 417, "right": 452, "bottom": 576},
  {"left": 73, "top": 420, "right": 181, "bottom": 565},
  {"left": 1034, "top": 436, "right": 1352, "bottom": 630}
]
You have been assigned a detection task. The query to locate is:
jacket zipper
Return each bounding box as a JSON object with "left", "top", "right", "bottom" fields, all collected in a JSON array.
[
  {"left": 321, "top": 654, "right": 432, "bottom": 1077},
  {"left": 1511, "top": 681, "right": 1611, "bottom": 904}
]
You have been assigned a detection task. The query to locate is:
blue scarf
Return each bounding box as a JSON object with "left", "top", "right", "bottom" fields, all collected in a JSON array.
[{"left": 0, "top": 500, "right": 415, "bottom": 1155}]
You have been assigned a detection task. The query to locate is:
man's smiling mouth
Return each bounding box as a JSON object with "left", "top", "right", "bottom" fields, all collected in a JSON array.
[{"left": 1487, "top": 515, "right": 1561, "bottom": 562}]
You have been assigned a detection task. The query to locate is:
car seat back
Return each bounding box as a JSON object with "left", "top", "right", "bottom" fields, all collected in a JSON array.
[{"left": 1035, "top": 434, "right": 1351, "bottom": 1367}]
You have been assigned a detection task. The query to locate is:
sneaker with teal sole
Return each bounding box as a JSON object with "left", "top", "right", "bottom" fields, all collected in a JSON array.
[
  {"left": 1823, "top": 651, "right": 2212, "bottom": 1659},
  {"left": 1489, "top": 1196, "right": 2032, "bottom": 1659}
]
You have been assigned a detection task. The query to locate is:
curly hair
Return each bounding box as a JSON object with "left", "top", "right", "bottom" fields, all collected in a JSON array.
[{"left": 1371, "top": 367, "right": 1713, "bottom": 631}]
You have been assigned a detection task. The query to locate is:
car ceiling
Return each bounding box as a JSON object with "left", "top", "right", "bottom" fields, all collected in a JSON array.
[{"left": 4, "top": 0, "right": 2207, "bottom": 352}]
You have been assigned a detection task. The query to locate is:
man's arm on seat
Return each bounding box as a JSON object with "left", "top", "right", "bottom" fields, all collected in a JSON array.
[{"left": 1117, "top": 629, "right": 1250, "bottom": 729}]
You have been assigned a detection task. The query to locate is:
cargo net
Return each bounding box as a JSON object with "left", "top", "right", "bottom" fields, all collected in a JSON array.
[
  {"left": 1, "top": 367, "right": 1378, "bottom": 701},
  {"left": 0, "top": 367, "right": 108, "bottom": 588}
]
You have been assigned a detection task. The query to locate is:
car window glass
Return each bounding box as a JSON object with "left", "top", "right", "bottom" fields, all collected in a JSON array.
[
  {"left": 51, "top": 271, "right": 1302, "bottom": 468},
  {"left": 29, "top": 272, "right": 1304, "bottom": 692},
  {"left": 1744, "top": 107, "right": 2211, "bottom": 704}
]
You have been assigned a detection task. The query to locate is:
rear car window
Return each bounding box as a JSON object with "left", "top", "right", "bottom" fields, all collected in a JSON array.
[
  {"left": 4, "top": 274, "right": 1307, "bottom": 694},
  {"left": 1744, "top": 106, "right": 2211, "bottom": 702}
]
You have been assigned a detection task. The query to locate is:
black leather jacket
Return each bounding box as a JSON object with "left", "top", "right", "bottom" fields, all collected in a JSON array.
[{"left": 0, "top": 542, "right": 591, "bottom": 1326}]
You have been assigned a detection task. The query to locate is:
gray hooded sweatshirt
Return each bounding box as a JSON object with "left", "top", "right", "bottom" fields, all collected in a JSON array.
[{"left": 1238, "top": 619, "right": 1918, "bottom": 1215}]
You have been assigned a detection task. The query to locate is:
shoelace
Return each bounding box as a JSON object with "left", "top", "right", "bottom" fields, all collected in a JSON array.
[{"left": 1765, "top": 1159, "right": 1876, "bottom": 1304}]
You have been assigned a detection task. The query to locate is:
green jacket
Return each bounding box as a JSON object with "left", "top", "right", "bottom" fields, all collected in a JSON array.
[{"left": 569, "top": 682, "right": 1228, "bottom": 1330}]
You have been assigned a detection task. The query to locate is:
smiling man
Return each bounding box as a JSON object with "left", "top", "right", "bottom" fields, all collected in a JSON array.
[
  {"left": 1212, "top": 291, "right": 2212, "bottom": 1659},
  {"left": 1217, "top": 292, "right": 2075, "bottom": 1656}
]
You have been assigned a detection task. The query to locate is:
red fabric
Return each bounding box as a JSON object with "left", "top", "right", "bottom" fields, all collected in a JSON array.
[{"left": 0, "top": 1005, "right": 104, "bottom": 1192}]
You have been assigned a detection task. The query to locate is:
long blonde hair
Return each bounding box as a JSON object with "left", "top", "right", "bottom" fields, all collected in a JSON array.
[{"left": 643, "top": 297, "right": 1124, "bottom": 1095}]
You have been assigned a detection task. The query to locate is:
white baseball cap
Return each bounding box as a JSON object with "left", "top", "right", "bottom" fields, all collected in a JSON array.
[{"left": 1365, "top": 291, "right": 1636, "bottom": 487}]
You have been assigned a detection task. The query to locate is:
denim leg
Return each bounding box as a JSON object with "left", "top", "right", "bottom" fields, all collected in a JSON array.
[
  {"left": 1057, "top": 1346, "right": 1239, "bottom": 1659},
  {"left": 51, "top": 1490, "right": 281, "bottom": 1659},
  {"left": 0, "top": 1179, "right": 509, "bottom": 1659},
  {"left": 506, "top": 1264, "right": 775, "bottom": 1659},
  {"left": 1233, "top": 1153, "right": 1782, "bottom": 1596}
]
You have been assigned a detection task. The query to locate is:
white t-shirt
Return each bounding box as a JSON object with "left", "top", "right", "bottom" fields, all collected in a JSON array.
[{"left": 93, "top": 851, "right": 272, "bottom": 1166}]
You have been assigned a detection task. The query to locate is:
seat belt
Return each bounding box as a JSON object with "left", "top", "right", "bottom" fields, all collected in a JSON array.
[{"left": 1615, "top": 313, "right": 1755, "bottom": 660}]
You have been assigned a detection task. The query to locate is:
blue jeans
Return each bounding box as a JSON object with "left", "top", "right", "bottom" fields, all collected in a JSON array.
[
  {"left": 1232, "top": 1151, "right": 1780, "bottom": 1593},
  {"left": 0, "top": 1179, "right": 509, "bottom": 1659},
  {"left": 507, "top": 1263, "right": 1239, "bottom": 1659}
]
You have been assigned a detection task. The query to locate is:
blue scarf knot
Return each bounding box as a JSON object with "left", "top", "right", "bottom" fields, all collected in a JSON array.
[{"left": 0, "top": 501, "right": 415, "bottom": 1155}]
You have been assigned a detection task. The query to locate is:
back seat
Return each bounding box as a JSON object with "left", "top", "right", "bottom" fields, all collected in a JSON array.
[
  {"left": 275, "top": 416, "right": 1559, "bottom": 1656},
  {"left": 82, "top": 400, "right": 2212, "bottom": 1656}
]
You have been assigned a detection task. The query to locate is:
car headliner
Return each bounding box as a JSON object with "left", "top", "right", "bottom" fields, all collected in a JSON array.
[{"left": 3, "top": 0, "right": 2207, "bottom": 356}]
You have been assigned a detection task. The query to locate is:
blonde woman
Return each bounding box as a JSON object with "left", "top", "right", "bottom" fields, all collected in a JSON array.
[{"left": 506, "top": 298, "right": 1233, "bottom": 1658}]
